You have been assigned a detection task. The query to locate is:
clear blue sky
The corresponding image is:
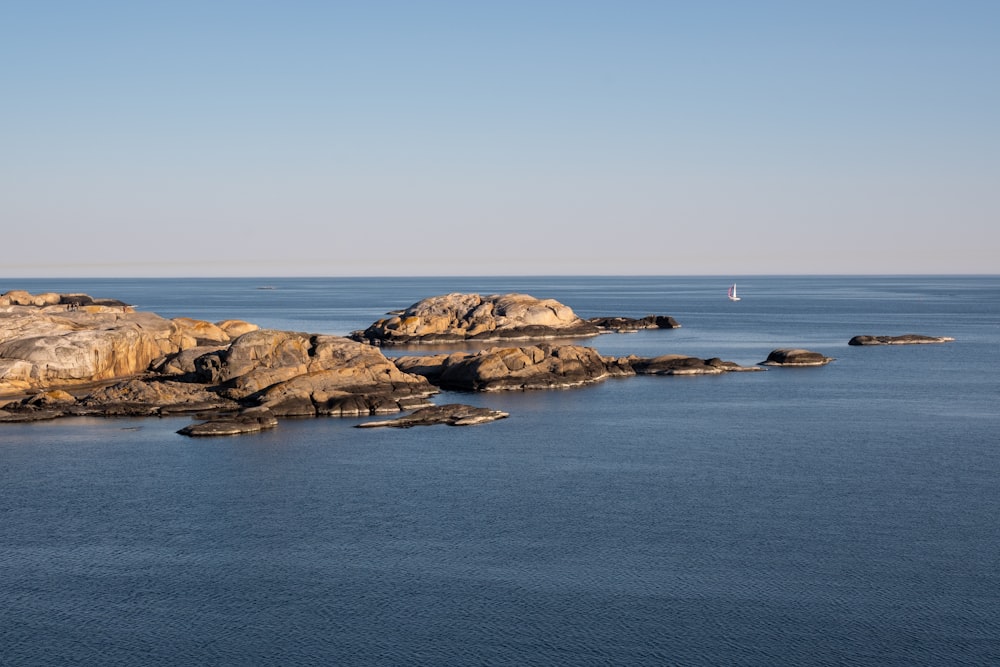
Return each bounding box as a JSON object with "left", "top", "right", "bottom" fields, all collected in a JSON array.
[{"left": 3, "top": 0, "right": 998, "bottom": 277}]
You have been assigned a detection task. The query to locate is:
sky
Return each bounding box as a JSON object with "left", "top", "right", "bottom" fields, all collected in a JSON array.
[{"left": 2, "top": 0, "right": 998, "bottom": 277}]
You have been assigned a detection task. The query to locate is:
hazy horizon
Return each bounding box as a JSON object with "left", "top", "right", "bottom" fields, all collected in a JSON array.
[{"left": 4, "top": 1, "right": 998, "bottom": 278}]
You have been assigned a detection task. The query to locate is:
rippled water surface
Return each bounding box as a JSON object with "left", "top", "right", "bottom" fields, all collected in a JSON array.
[{"left": 2, "top": 276, "right": 999, "bottom": 665}]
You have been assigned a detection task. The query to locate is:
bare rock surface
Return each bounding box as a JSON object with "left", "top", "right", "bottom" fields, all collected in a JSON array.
[
  {"left": 177, "top": 409, "right": 279, "bottom": 437},
  {"left": 630, "top": 354, "right": 763, "bottom": 375},
  {"left": 588, "top": 315, "right": 681, "bottom": 332},
  {"left": 194, "top": 330, "right": 438, "bottom": 416},
  {"left": 395, "top": 344, "right": 633, "bottom": 391},
  {"left": 357, "top": 404, "right": 509, "bottom": 428},
  {"left": 0, "top": 291, "right": 438, "bottom": 430},
  {"left": 351, "top": 293, "right": 604, "bottom": 345},
  {"left": 395, "top": 345, "right": 759, "bottom": 390},
  {"left": 760, "top": 348, "right": 835, "bottom": 366},
  {"left": 848, "top": 334, "right": 955, "bottom": 346}
]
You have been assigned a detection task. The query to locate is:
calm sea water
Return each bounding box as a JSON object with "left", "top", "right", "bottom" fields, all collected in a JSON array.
[{"left": 2, "top": 276, "right": 999, "bottom": 666}]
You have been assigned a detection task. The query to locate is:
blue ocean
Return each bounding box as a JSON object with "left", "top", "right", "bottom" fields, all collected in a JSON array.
[{"left": 2, "top": 275, "right": 999, "bottom": 666}]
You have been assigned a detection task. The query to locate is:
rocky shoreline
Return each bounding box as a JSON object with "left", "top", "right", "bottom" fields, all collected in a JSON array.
[{"left": 4, "top": 289, "right": 949, "bottom": 435}]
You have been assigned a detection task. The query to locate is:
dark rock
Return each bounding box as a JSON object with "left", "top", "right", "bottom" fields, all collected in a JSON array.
[
  {"left": 760, "top": 348, "right": 835, "bottom": 366},
  {"left": 848, "top": 334, "right": 955, "bottom": 346},
  {"left": 631, "top": 354, "right": 762, "bottom": 375},
  {"left": 395, "top": 344, "right": 633, "bottom": 391},
  {"left": 357, "top": 404, "right": 509, "bottom": 428},
  {"left": 177, "top": 409, "right": 278, "bottom": 437},
  {"left": 0, "top": 406, "right": 62, "bottom": 422},
  {"left": 588, "top": 315, "right": 681, "bottom": 331}
]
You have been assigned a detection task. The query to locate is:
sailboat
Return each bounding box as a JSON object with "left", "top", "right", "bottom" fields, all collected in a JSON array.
[{"left": 727, "top": 283, "right": 741, "bottom": 301}]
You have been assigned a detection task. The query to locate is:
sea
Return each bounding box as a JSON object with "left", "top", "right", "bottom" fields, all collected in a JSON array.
[{"left": 2, "top": 275, "right": 998, "bottom": 666}]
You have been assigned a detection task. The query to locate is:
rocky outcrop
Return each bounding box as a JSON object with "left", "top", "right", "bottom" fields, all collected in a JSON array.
[
  {"left": 0, "top": 291, "right": 261, "bottom": 395},
  {"left": 759, "top": 348, "right": 835, "bottom": 366},
  {"left": 357, "top": 404, "right": 509, "bottom": 428},
  {"left": 394, "top": 345, "right": 760, "bottom": 391},
  {"left": 192, "top": 330, "right": 437, "bottom": 417},
  {"left": 351, "top": 293, "right": 604, "bottom": 345},
  {"left": 0, "top": 289, "right": 831, "bottom": 436},
  {"left": 630, "top": 354, "right": 763, "bottom": 375},
  {"left": 1, "top": 291, "right": 127, "bottom": 308},
  {"left": 177, "top": 408, "right": 279, "bottom": 437},
  {"left": 394, "top": 344, "right": 634, "bottom": 391},
  {"left": 588, "top": 315, "right": 681, "bottom": 332},
  {"left": 848, "top": 334, "right": 955, "bottom": 346},
  {"left": 81, "top": 378, "right": 237, "bottom": 415},
  {"left": 0, "top": 291, "right": 437, "bottom": 429},
  {"left": 0, "top": 310, "right": 179, "bottom": 394}
]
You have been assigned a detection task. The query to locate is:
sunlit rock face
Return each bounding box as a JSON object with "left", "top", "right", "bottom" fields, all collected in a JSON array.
[
  {"left": 0, "top": 291, "right": 435, "bottom": 427},
  {"left": 195, "top": 330, "right": 438, "bottom": 417},
  {"left": 0, "top": 291, "right": 264, "bottom": 395},
  {"left": 351, "top": 293, "right": 602, "bottom": 345}
]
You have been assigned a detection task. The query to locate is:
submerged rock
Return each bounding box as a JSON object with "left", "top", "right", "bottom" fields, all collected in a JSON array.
[
  {"left": 759, "top": 348, "right": 835, "bottom": 366},
  {"left": 848, "top": 334, "right": 955, "bottom": 346}
]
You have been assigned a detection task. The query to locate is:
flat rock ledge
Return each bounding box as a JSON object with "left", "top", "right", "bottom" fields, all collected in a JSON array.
[
  {"left": 759, "top": 348, "right": 835, "bottom": 367},
  {"left": 588, "top": 315, "right": 681, "bottom": 332},
  {"left": 357, "top": 404, "right": 509, "bottom": 428},
  {"left": 630, "top": 354, "right": 764, "bottom": 376},
  {"left": 350, "top": 292, "right": 680, "bottom": 345},
  {"left": 178, "top": 409, "right": 279, "bottom": 437},
  {"left": 848, "top": 334, "right": 955, "bottom": 346}
]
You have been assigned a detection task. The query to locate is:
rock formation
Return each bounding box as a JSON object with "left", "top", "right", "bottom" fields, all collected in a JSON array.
[
  {"left": 394, "top": 345, "right": 760, "bottom": 391},
  {"left": 0, "top": 291, "right": 436, "bottom": 430},
  {"left": 759, "top": 348, "right": 835, "bottom": 366},
  {"left": 629, "top": 354, "right": 763, "bottom": 375},
  {"left": 588, "top": 315, "right": 681, "bottom": 332},
  {"left": 848, "top": 334, "right": 955, "bottom": 346},
  {"left": 0, "top": 289, "right": 783, "bottom": 435},
  {"left": 357, "top": 404, "right": 509, "bottom": 428},
  {"left": 351, "top": 293, "right": 606, "bottom": 345},
  {"left": 394, "top": 344, "right": 634, "bottom": 391},
  {"left": 177, "top": 408, "right": 279, "bottom": 437}
]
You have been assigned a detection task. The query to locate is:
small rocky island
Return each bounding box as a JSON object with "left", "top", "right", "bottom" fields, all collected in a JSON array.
[
  {"left": 357, "top": 404, "right": 510, "bottom": 428},
  {"left": 848, "top": 334, "right": 955, "bottom": 346},
  {"left": 1, "top": 290, "right": 726, "bottom": 435},
  {"left": 350, "top": 292, "right": 679, "bottom": 345},
  {"left": 759, "top": 348, "right": 836, "bottom": 366}
]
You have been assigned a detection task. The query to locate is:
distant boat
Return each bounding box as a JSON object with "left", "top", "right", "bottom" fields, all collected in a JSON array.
[{"left": 728, "top": 284, "right": 741, "bottom": 301}]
